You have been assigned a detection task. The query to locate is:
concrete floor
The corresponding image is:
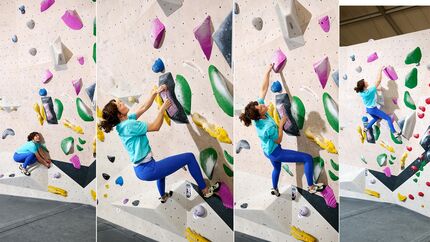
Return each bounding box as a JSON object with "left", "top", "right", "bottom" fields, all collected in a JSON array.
[
  {"left": 97, "top": 217, "right": 156, "bottom": 242},
  {"left": 0, "top": 195, "right": 95, "bottom": 242},
  {"left": 340, "top": 197, "right": 430, "bottom": 242}
]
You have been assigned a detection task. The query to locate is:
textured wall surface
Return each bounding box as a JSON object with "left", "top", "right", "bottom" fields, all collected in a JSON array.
[
  {"left": 234, "top": 0, "right": 339, "bottom": 241},
  {"left": 0, "top": 1, "right": 96, "bottom": 204},
  {"left": 97, "top": 0, "right": 233, "bottom": 241}
]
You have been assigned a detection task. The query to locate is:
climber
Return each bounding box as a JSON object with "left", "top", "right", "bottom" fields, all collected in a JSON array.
[
  {"left": 99, "top": 84, "right": 219, "bottom": 203},
  {"left": 13, "top": 132, "right": 51, "bottom": 176},
  {"left": 354, "top": 66, "right": 401, "bottom": 137},
  {"left": 239, "top": 64, "right": 325, "bottom": 196}
]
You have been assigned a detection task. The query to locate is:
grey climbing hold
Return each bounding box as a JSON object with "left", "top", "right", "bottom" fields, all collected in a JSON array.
[
  {"left": 19, "top": 5, "right": 25, "bottom": 14},
  {"left": 53, "top": 172, "right": 61, "bottom": 179},
  {"left": 107, "top": 155, "right": 115, "bottom": 163},
  {"left": 29, "top": 48, "right": 37, "bottom": 56},
  {"left": 132, "top": 200, "right": 140, "bottom": 206},
  {"left": 234, "top": 2, "right": 239, "bottom": 14},
  {"left": 370, "top": 178, "right": 376, "bottom": 184},
  {"left": 298, "top": 206, "right": 309, "bottom": 218},
  {"left": 192, "top": 205, "right": 206, "bottom": 219},
  {"left": 342, "top": 74, "right": 347, "bottom": 80},
  {"left": 236, "top": 140, "right": 250, "bottom": 154},
  {"left": 240, "top": 203, "right": 248, "bottom": 209},
  {"left": 427, "top": 64, "right": 430, "bottom": 70},
  {"left": 2, "top": 128, "right": 15, "bottom": 139},
  {"left": 355, "top": 66, "right": 362, "bottom": 73},
  {"left": 213, "top": 11, "right": 232, "bottom": 67},
  {"left": 252, "top": 17, "right": 263, "bottom": 31},
  {"left": 26, "top": 19, "right": 35, "bottom": 29},
  {"left": 11, "top": 35, "right": 17, "bottom": 43}
]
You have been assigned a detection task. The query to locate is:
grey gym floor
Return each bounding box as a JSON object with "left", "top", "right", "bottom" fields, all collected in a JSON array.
[
  {"left": 97, "top": 217, "right": 156, "bottom": 242},
  {"left": 0, "top": 194, "right": 95, "bottom": 242},
  {"left": 340, "top": 197, "right": 430, "bottom": 242}
]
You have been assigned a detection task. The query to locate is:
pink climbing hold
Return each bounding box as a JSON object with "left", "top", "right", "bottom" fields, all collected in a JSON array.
[
  {"left": 40, "top": 0, "right": 55, "bottom": 12},
  {"left": 414, "top": 134, "right": 420, "bottom": 139},
  {"left": 392, "top": 98, "right": 398, "bottom": 105},
  {"left": 150, "top": 18, "right": 165, "bottom": 49},
  {"left": 426, "top": 181, "right": 430, "bottom": 187},
  {"left": 42, "top": 69, "right": 53, "bottom": 83},
  {"left": 77, "top": 56, "right": 84, "bottom": 65},
  {"left": 383, "top": 65, "right": 398, "bottom": 80},
  {"left": 409, "top": 194, "right": 414, "bottom": 200},
  {"left": 313, "top": 56, "right": 330, "bottom": 89},
  {"left": 383, "top": 167, "right": 391, "bottom": 177},
  {"left": 407, "top": 146, "right": 413, "bottom": 152},
  {"left": 426, "top": 98, "right": 430, "bottom": 105},
  {"left": 411, "top": 165, "right": 418, "bottom": 172},
  {"left": 272, "top": 49, "right": 287, "bottom": 73},
  {"left": 418, "top": 192, "right": 424, "bottom": 197},
  {"left": 193, "top": 16, "right": 213, "bottom": 60},
  {"left": 321, "top": 185, "right": 337, "bottom": 208},
  {"left": 217, "top": 182, "right": 233, "bottom": 209},
  {"left": 69, "top": 154, "right": 81, "bottom": 169},
  {"left": 419, "top": 106, "right": 426, "bottom": 112},
  {"left": 318, "top": 15, "right": 330, "bottom": 32},
  {"left": 367, "top": 52, "right": 378, "bottom": 62},
  {"left": 72, "top": 78, "right": 83, "bottom": 95},
  {"left": 418, "top": 113, "right": 425, "bottom": 119},
  {"left": 61, "top": 10, "right": 83, "bottom": 30}
]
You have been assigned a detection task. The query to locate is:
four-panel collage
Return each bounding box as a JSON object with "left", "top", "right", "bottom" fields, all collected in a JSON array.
[{"left": 0, "top": 1, "right": 428, "bottom": 242}]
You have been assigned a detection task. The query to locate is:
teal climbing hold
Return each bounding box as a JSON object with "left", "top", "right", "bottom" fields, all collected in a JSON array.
[
  {"left": 376, "top": 153, "right": 387, "bottom": 167},
  {"left": 405, "top": 68, "right": 418, "bottom": 89},
  {"left": 313, "top": 157, "right": 324, "bottom": 183},
  {"left": 291, "top": 96, "right": 305, "bottom": 129},
  {"left": 175, "top": 74, "right": 192, "bottom": 115},
  {"left": 224, "top": 150, "right": 233, "bottom": 165},
  {"left": 404, "top": 91, "right": 416, "bottom": 110},
  {"left": 282, "top": 164, "right": 294, "bottom": 176},
  {"left": 223, "top": 164, "right": 233, "bottom": 177},
  {"left": 76, "top": 98, "right": 94, "bottom": 121},
  {"left": 54, "top": 98, "right": 63, "bottom": 120},
  {"left": 322, "top": 92, "right": 339, "bottom": 132},
  {"left": 330, "top": 159, "right": 339, "bottom": 171},
  {"left": 404, "top": 47, "right": 421, "bottom": 65},
  {"left": 328, "top": 170, "right": 338, "bottom": 181},
  {"left": 199, "top": 148, "right": 218, "bottom": 180},
  {"left": 61, "top": 137, "right": 74, "bottom": 155},
  {"left": 208, "top": 65, "right": 233, "bottom": 117}
]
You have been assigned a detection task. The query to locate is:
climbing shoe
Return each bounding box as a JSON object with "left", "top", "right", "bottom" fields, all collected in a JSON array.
[
  {"left": 159, "top": 191, "right": 173, "bottom": 203},
  {"left": 204, "top": 182, "right": 220, "bottom": 198},
  {"left": 308, "top": 183, "right": 325, "bottom": 194},
  {"left": 271, "top": 188, "right": 280, "bottom": 197},
  {"left": 19, "top": 165, "right": 30, "bottom": 176}
]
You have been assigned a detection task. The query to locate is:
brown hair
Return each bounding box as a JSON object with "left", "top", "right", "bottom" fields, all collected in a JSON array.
[
  {"left": 354, "top": 79, "right": 365, "bottom": 93},
  {"left": 99, "top": 99, "right": 121, "bottom": 133},
  {"left": 239, "top": 101, "right": 261, "bottom": 127},
  {"left": 27, "top": 132, "right": 39, "bottom": 141}
]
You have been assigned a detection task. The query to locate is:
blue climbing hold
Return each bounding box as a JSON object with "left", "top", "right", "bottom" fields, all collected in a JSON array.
[
  {"left": 39, "top": 88, "right": 47, "bottom": 96},
  {"left": 342, "top": 74, "right": 348, "bottom": 80},
  {"left": 19, "top": 5, "right": 25, "bottom": 14},
  {"left": 152, "top": 58, "right": 165, "bottom": 73},
  {"left": 332, "top": 70, "right": 339, "bottom": 86},
  {"left": 12, "top": 35, "right": 17, "bottom": 43},
  {"left": 115, "top": 176, "right": 124, "bottom": 186},
  {"left": 361, "top": 116, "right": 368, "bottom": 122},
  {"left": 271, "top": 81, "right": 282, "bottom": 93}
]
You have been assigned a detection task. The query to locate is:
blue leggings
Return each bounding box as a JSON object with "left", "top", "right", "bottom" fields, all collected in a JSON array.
[
  {"left": 134, "top": 152, "right": 207, "bottom": 196},
  {"left": 13, "top": 152, "right": 37, "bottom": 169},
  {"left": 366, "top": 106, "right": 395, "bottom": 133},
  {"left": 265, "top": 146, "right": 314, "bottom": 188}
]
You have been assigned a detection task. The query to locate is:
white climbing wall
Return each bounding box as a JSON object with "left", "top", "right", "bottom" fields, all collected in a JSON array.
[
  {"left": 0, "top": 1, "right": 96, "bottom": 204},
  {"left": 97, "top": 0, "right": 233, "bottom": 241},
  {"left": 234, "top": 0, "right": 339, "bottom": 241},
  {"left": 339, "top": 29, "right": 430, "bottom": 216}
]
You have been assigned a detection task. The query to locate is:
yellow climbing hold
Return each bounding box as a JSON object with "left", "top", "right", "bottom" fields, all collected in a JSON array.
[
  {"left": 192, "top": 112, "right": 232, "bottom": 144},
  {"left": 364, "top": 189, "right": 380, "bottom": 198},
  {"left": 92, "top": 137, "right": 96, "bottom": 157},
  {"left": 357, "top": 126, "right": 365, "bottom": 144},
  {"left": 305, "top": 128, "right": 338, "bottom": 154},
  {"left": 63, "top": 119, "right": 84, "bottom": 134},
  {"left": 97, "top": 125, "right": 105, "bottom": 142},
  {"left": 48, "top": 185, "right": 68, "bottom": 197},
  {"left": 185, "top": 227, "right": 210, "bottom": 242},
  {"left": 154, "top": 86, "right": 171, "bottom": 126},
  {"left": 103, "top": 193, "right": 108, "bottom": 198},
  {"left": 96, "top": 106, "right": 103, "bottom": 118},
  {"left": 398, "top": 192, "right": 407, "bottom": 202},
  {"left": 33, "top": 103, "right": 45, "bottom": 125},
  {"left": 105, "top": 184, "right": 109, "bottom": 189},
  {"left": 290, "top": 226, "right": 317, "bottom": 242},
  {"left": 400, "top": 152, "right": 408, "bottom": 170},
  {"left": 91, "top": 189, "right": 96, "bottom": 201},
  {"left": 379, "top": 141, "right": 395, "bottom": 153},
  {"left": 267, "top": 102, "right": 280, "bottom": 127}
]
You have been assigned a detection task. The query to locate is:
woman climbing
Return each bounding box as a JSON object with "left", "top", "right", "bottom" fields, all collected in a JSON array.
[
  {"left": 239, "top": 64, "right": 324, "bottom": 196},
  {"left": 14, "top": 132, "right": 51, "bottom": 176},
  {"left": 354, "top": 67, "right": 401, "bottom": 137},
  {"left": 99, "top": 85, "right": 219, "bottom": 203}
]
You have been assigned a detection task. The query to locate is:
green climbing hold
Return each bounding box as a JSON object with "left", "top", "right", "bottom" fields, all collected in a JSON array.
[
  {"left": 389, "top": 160, "right": 394, "bottom": 165},
  {"left": 416, "top": 171, "right": 421, "bottom": 177},
  {"left": 328, "top": 170, "right": 338, "bottom": 181},
  {"left": 404, "top": 47, "right": 421, "bottom": 65},
  {"left": 199, "top": 147, "right": 218, "bottom": 180},
  {"left": 76, "top": 98, "right": 94, "bottom": 121},
  {"left": 330, "top": 159, "right": 339, "bottom": 171},
  {"left": 413, "top": 178, "right": 418, "bottom": 183},
  {"left": 322, "top": 92, "right": 339, "bottom": 132},
  {"left": 93, "top": 43, "right": 96, "bottom": 63},
  {"left": 390, "top": 132, "right": 403, "bottom": 144},
  {"left": 291, "top": 96, "right": 306, "bottom": 129},
  {"left": 313, "top": 157, "right": 324, "bottom": 183},
  {"left": 390, "top": 155, "right": 396, "bottom": 160},
  {"left": 224, "top": 150, "right": 233, "bottom": 165},
  {"left": 405, "top": 68, "right": 418, "bottom": 89},
  {"left": 282, "top": 164, "right": 294, "bottom": 176},
  {"left": 377, "top": 153, "right": 387, "bottom": 167},
  {"left": 77, "top": 145, "right": 83, "bottom": 151},
  {"left": 404, "top": 91, "right": 416, "bottom": 110},
  {"left": 373, "top": 126, "right": 380, "bottom": 141},
  {"left": 223, "top": 164, "right": 233, "bottom": 177},
  {"left": 93, "top": 17, "right": 96, "bottom": 36},
  {"left": 54, "top": 98, "right": 63, "bottom": 120},
  {"left": 175, "top": 74, "right": 192, "bottom": 115},
  {"left": 78, "top": 137, "right": 86, "bottom": 145},
  {"left": 61, "top": 137, "right": 74, "bottom": 155},
  {"left": 208, "top": 65, "right": 233, "bottom": 117}
]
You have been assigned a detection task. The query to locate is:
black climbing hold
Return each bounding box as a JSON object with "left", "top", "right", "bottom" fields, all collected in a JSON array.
[
  {"left": 9, "top": 173, "right": 15, "bottom": 177},
  {"left": 102, "top": 173, "right": 110, "bottom": 180},
  {"left": 240, "top": 203, "right": 248, "bottom": 209},
  {"left": 52, "top": 160, "right": 96, "bottom": 188},
  {"left": 132, "top": 200, "right": 140, "bottom": 206},
  {"left": 107, "top": 155, "right": 115, "bottom": 163}
]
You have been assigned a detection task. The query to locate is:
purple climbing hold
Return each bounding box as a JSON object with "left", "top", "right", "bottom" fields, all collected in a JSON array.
[
  {"left": 43, "top": 69, "right": 53, "bottom": 84},
  {"left": 383, "top": 65, "right": 398, "bottom": 81},
  {"left": 318, "top": 15, "right": 330, "bottom": 32},
  {"left": 72, "top": 78, "right": 82, "bottom": 95},
  {"left": 367, "top": 52, "right": 378, "bottom": 63},
  {"left": 313, "top": 56, "right": 330, "bottom": 89},
  {"left": 77, "top": 56, "right": 84, "bottom": 65},
  {"left": 193, "top": 16, "right": 213, "bottom": 60},
  {"left": 151, "top": 18, "right": 165, "bottom": 49},
  {"left": 123, "top": 198, "right": 129, "bottom": 204},
  {"left": 61, "top": 10, "right": 83, "bottom": 30},
  {"left": 40, "top": 0, "right": 55, "bottom": 12},
  {"left": 383, "top": 167, "right": 392, "bottom": 177},
  {"left": 272, "top": 49, "right": 287, "bottom": 73}
]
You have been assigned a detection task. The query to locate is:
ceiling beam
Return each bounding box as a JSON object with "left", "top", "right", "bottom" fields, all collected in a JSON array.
[
  {"left": 377, "top": 6, "right": 403, "bottom": 35},
  {"left": 340, "top": 6, "right": 416, "bottom": 26}
]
